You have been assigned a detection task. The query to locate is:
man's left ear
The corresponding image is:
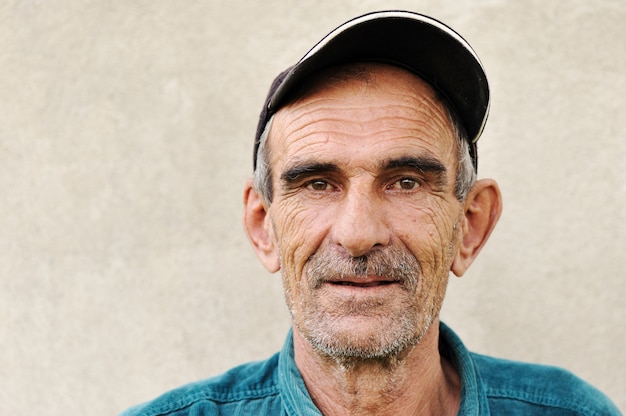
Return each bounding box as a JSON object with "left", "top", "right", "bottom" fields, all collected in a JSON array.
[{"left": 451, "top": 178, "right": 502, "bottom": 277}]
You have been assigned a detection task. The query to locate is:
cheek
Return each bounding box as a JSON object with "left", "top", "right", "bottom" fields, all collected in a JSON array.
[
  {"left": 272, "top": 201, "right": 329, "bottom": 275},
  {"left": 395, "top": 202, "right": 460, "bottom": 269},
  {"left": 396, "top": 206, "right": 460, "bottom": 312}
]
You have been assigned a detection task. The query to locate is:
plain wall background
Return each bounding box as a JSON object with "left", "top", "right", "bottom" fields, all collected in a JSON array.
[{"left": 1, "top": 1, "right": 624, "bottom": 414}]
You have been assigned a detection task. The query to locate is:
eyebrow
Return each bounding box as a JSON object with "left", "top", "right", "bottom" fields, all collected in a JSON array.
[
  {"left": 383, "top": 156, "right": 449, "bottom": 188},
  {"left": 383, "top": 156, "right": 447, "bottom": 174},
  {"left": 280, "top": 161, "right": 340, "bottom": 185}
]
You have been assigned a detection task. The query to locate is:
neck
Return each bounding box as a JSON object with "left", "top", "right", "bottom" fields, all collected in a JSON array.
[{"left": 293, "top": 321, "right": 460, "bottom": 416}]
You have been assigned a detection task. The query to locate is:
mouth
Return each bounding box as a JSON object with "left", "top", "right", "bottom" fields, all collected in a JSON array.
[{"left": 328, "top": 279, "right": 400, "bottom": 288}]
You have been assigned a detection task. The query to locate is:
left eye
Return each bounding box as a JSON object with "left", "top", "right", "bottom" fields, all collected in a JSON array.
[
  {"left": 306, "top": 180, "right": 331, "bottom": 191},
  {"left": 392, "top": 178, "right": 419, "bottom": 190}
]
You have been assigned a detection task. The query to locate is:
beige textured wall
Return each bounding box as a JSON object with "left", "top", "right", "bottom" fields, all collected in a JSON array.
[{"left": 1, "top": 1, "right": 624, "bottom": 414}]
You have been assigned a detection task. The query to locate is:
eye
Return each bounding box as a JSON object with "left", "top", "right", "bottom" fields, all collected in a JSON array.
[
  {"left": 306, "top": 180, "right": 331, "bottom": 191},
  {"left": 391, "top": 177, "right": 420, "bottom": 190}
]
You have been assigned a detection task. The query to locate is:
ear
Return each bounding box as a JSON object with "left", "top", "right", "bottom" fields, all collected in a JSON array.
[
  {"left": 243, "top": 179, "right": 280, "bottom": 273},
  {"left": 451, "top": 178, "right": 502, "bottom": 277}
]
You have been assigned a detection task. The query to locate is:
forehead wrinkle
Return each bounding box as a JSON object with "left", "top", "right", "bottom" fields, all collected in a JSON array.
[
  {"left": 277, "top": 111, "right": 450, "bottom": 147},
  {"left": 388, "top": 93, "right": 454, "bottom": 139},
  {"left": 304, "top": 98, "right": 453, "bottom": 146}
]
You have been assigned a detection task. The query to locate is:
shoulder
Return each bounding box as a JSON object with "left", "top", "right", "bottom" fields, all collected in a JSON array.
[
  {"left": 121, "top": 353, "right": 283, "bottom": 416},
  {"left": 471, "top": 353, "right": 622, "bottom": 415}
]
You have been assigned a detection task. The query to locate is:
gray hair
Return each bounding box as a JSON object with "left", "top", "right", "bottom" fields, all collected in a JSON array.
[
  {"left": 253, "top": 115, "right": 274, "bottom": 203},
  {"left": 253, "top": 95, "right": 476, "bottom": 204},
  {"left": 447, "top": 105, "right": 477, "bottom": 201}
]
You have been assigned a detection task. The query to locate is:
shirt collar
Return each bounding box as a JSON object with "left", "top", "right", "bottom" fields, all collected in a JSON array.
[
  {"left": 439, "top": 322, "right": 490, "bottom": 415},
  {"left": 278, "top": 329, "right": 323, "bottom": 416}
]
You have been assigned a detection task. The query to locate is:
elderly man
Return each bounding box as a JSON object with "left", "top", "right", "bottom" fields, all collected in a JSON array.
[{"left": 123, "top": 11, "right": 620, "bottom": 416}]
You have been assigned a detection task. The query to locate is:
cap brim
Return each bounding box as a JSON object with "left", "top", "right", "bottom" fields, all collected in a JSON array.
[{"left": 268, "top": 11, "right": 489, "bottom": 146}]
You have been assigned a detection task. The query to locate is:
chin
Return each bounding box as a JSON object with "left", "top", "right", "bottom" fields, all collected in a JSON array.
[{"left": 298, "top": 312, "right": 435, "bottom": 363}]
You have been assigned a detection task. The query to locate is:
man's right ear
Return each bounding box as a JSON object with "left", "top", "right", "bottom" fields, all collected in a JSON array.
[{"left": 243, "top": 179, "right": 280, "bottom": 273}]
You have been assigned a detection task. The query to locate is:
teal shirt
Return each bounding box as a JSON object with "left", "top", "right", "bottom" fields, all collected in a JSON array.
[{"left": 122, "top": 323, "right": 621, "bottom": 415}]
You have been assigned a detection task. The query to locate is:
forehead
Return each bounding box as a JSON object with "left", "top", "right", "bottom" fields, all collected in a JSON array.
[{"left": 268, "top": 63, "right": 458, "bottom": 172}]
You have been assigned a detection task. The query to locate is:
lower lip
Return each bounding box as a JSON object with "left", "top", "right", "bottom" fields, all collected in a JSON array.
[{"left": 323, "top": 281, "right": 402, "bottom": 293}]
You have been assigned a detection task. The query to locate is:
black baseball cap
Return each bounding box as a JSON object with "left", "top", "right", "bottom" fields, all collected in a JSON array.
[{"left": 254, "top": 10, "right": 489, "bottom": 171}]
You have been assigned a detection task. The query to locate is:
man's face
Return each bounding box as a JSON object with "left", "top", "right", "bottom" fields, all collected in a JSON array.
[{"left": 265, "top": 64, "right": 465, "bottom": 361}]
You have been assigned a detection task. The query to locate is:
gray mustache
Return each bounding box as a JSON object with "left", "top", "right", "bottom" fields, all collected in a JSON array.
[{"left": 304, "top": 246, "right": 420, "bottom": 290}]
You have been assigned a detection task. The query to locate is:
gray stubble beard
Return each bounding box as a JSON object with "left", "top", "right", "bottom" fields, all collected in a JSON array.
[{"left": 286, "top": 244, "right": 444, "bottom": 368}]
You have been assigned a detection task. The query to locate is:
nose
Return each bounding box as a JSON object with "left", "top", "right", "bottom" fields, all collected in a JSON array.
[{"left": 332, "top": 185, "right": 391, "bottom": 257}]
